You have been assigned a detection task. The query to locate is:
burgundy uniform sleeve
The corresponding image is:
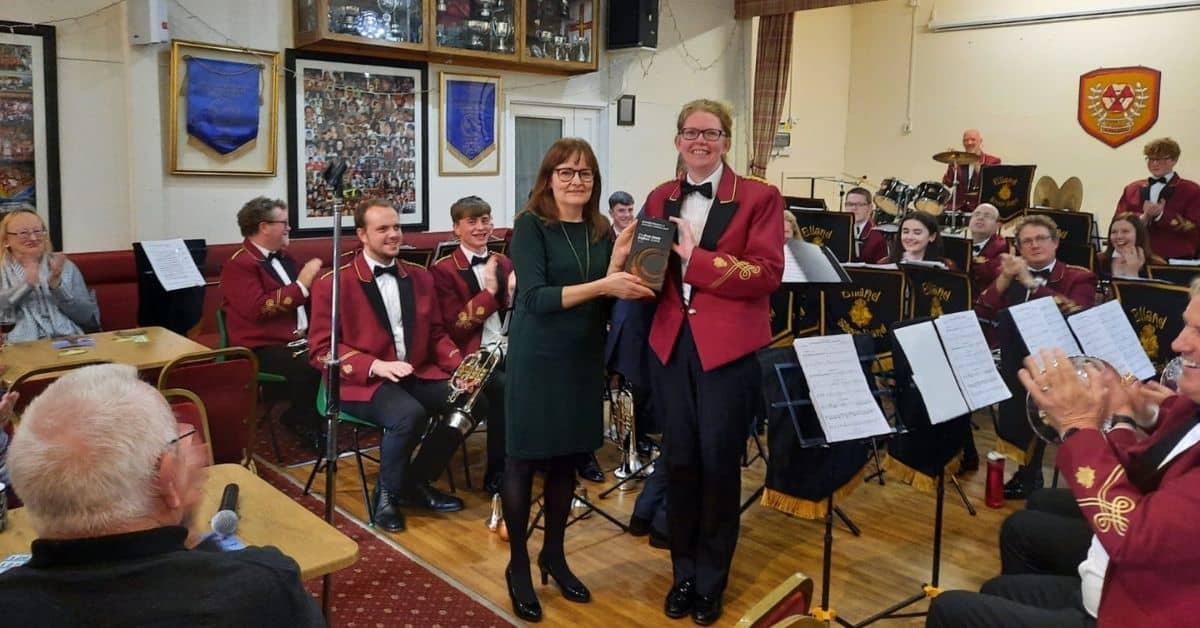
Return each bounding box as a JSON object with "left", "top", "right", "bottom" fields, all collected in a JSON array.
[{"left": 683, "top": 186, "right": 785, "bottom": 300}]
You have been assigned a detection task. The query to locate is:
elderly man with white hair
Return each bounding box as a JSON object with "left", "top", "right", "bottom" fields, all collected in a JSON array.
[{"left": 0, "top": 364, "right": 324, "bottom": 627}]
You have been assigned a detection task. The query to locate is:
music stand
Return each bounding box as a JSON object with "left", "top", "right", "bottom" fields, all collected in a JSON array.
[
  {"left": 979, "top": 164, "right": 1036, "bottom": 222},
  {"left": 132, "top": 239, "right": 208, "bottom": 335},
  {"left": 785, "top": 196, "right": 829, "bottom": 211},
  {"left": 793, "top": 210, "right": 854, "bottom": 263}
]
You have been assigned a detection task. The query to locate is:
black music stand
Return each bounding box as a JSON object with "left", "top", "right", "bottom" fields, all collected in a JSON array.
[
  {"left": 785, "top": 196, "right": 828, "bottom": 211},
  {"left": 1147, "top": 264, "right": 1200, "bottom": 287},
  {"left": 793, "top": 210, "right": 854, "bottom": 263},
  {"left": 132, "top": 239, "right": 207, "bottom": 336},
  {"left": 1024, "top": 208, "right": 1094, "bottom": 247},
  {"left": 978, "top": 164, "right": 1036, "bottom": 222},
  {"left": 899, "top": 263, "right": 973, "bottom": 319}
]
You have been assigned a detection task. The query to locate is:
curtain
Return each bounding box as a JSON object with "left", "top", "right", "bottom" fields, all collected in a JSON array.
[
  {"left": 748, "top": 14, "right": 793, "bottom": 179},
  {"left": 735, "top": 0, "right": 882, "bottom": 19}
]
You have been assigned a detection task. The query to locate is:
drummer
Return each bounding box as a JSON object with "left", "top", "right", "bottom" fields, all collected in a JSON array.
[
  {"left": 845, "top": 187, "right": 888, "bottom": 263},
  {"left": 967, "top": 203, "right": 1007, "bottom": 286},
  {"left": 942, "top": 129, "right": 1002, "bottom": 212}
]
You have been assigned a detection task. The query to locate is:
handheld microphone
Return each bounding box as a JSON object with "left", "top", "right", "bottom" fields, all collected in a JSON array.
[{"left": 209, "top": 483, "right": 239, "bottom": 537}]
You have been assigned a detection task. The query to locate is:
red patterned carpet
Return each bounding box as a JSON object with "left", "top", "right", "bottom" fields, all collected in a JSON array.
[{"left": 256, "top": 465, "right": 512, "bottom": 627}]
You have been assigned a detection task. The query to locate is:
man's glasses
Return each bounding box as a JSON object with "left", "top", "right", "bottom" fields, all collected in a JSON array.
[
  {"left": 844, "top": 201, "right": 871, "bottom": 208},
  {"left": 554, "top": 168, "right": 594, "bottom": 183},
  {"left": 6, "top": 229, "right": 45, "bottom": 240},
  {"left": 1018, "top": 234, "right": 1054, "bottom": 247},
  {"left": 261, "top": 220, "right": 290, "bottom": 227},
  {"left": 1146, "top": 156, "right": 1174, "bottom": 163},
  {"left": 168, "top": 426, "right": 198, "bottom": 447},
  {"left": 678, "top": 128, "right": 726, "bottom": 141}
]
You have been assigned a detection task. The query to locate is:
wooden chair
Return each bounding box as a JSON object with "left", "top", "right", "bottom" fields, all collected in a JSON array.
[
  {"left": 157, "top": 348, "right": 259, "bottom": 466},
  {"left": 735, "top": 572, "right": 815, "bottom": 628},
  {"left": 215, "top": 307, "right": 290, "bottom": 460},
  {"left": 162, "top": 388, "right": 215, "bottom": 465}
]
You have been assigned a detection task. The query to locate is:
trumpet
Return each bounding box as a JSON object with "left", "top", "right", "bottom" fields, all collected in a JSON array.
[
  {"left": 288, "top": 336, "right": 309, "bottom": 358},
  {"left": 443, "top": 341, "right": 504, "bottom": 435}
]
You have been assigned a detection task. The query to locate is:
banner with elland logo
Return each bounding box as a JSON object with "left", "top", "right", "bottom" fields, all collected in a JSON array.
[
  {"left": 1111, "top": 280, "right": 1189, "bottom": 372},
  {"left": 980, "top": 164, "right": 1036, "bottom": 221},
  {"left": 185, "top": 57, "right": 262, "bottom": 155},
  {"left": 1078, "top": 66, "right": 1161, "bottom": 149},
  {"left": 822, "top": 268, "right": 905, "bottom": 357},
  {"left": 899, "top": 264, "right": 972, "bottom": 319},
  {"left": 792, "top": 210, "right": 853, "bottom": 263}
]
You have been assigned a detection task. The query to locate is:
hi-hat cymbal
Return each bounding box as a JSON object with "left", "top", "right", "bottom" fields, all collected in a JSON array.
[
  {"left": 1033, "top": 176, "right": 1059, "bottom": 208},
  {"left": 932, "top": 150, "right": 982, "bottom": 165},
  {"left": 1058, "top": 177, "right": 1084, "bottom": 211}
]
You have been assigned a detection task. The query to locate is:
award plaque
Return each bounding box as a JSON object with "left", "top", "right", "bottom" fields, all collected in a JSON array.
[{"left": 626, "top": 217, "right": 676, "bottom": 292}]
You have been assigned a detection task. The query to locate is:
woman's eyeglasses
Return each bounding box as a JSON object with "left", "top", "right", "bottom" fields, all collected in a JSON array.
[
  {"left": 6, "top": 229, "right": 45, "bottom": 240},
  {"left": 678, "top": 128, "right": 726, "bottom": 141},
  {"left": 554, "top": 168, "right": 594, "bottom": 183}
]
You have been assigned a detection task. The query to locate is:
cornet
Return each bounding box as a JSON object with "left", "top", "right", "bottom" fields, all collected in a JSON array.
[
  {"left": 610, "top": 382, "right": 643, "bottom": 487},
  {"left": 442, "top": 342, "right": 504, "bottom": 435}
]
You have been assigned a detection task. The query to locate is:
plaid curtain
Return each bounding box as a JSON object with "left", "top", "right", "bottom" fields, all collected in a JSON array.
[
  {"left": 749, "top": 14, "right": 793, "bottom": 178},
  {"left": 736, "top": 0, "right": 883, "bottom": 19}
]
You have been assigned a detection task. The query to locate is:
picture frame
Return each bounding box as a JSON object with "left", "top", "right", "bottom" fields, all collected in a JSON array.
[
  {"left": 0, "top": 21, "right": 61, "bottom": 248},
  {"left": 617, "top": 94, "right": 636, "bottom": 126},
  {"left": 438, "top": 71, "right": 501, "bottom": 176},
  {"left": 285, "top": 49, "right": 429, "bottom": 235},
  {"left": 169, "top": 40, "right": 280, "bottom": 176}
]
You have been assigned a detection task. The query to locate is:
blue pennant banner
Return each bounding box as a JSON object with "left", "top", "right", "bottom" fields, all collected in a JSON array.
[
  {"left": 445, "top": 79, "right": 496, "bottom": 166},
  {"left": 185, "top": 57, "right": 261, "bottom": 155}
]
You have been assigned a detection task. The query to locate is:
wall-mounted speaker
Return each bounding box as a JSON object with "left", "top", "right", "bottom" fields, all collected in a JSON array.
[{"left": 607, "top": 0, "right": 659, "bottom": 50}]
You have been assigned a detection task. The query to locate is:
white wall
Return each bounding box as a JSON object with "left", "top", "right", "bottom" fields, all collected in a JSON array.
[{"left": 6, "top": 0, "right": 747, "bottom": 252}]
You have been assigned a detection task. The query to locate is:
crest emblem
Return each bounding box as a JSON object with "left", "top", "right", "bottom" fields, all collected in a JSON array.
[
  {"left": 849, "top": 298, "right": 873, "bottom": 327},
  {"left": 1078, "top": 66, "right": 1160, "bottom": 148}
]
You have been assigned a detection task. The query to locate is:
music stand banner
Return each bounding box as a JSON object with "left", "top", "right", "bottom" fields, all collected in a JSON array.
[
  {"left": 1147, "top": 264, "right": 1199, "bottom": 287},
  {"left": 900, "top": 264, "right": 972, "bottom": 319},
  {"left": 1111, "top": 280, "right": 1191, "bottom": 371},
  {"left": 1025, "top": 208, "right": 1094, "bottom": 247},
  {"left": 822, "top": 268, "right": 905, "bottom": 357},
  {"left": 980, "top": 164, "right": 1036, "bottom": 221},
  {"left": 793, "top": 210, "right": 854, "bottom": 263}
]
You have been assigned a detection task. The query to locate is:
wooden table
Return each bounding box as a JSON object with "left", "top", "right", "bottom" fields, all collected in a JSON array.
[
  {"left": 0, "top": 464, "right": 359, "bottom": 581},
  {"left": 1, "top": 326, "right": 211, "bottom": 387}
]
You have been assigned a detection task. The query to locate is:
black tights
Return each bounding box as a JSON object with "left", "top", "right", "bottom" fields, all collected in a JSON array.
[{"left": 503, "top": 455, "right": 578, "bottom": 596}]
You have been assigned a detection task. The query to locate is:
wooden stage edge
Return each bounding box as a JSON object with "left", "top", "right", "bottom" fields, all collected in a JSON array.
[{"left": 275, "top": 412, "right": 1045, "bottom": 628}]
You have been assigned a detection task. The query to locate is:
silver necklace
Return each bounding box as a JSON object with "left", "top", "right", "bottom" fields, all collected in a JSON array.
[{"left": 559, "top": 222, "right": 590, "bottom": 281}]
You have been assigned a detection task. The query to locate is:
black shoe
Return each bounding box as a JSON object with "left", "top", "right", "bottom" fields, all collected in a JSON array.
[
  {"left": 692, "top": 594, "right": 722, "bottom": 625},
  {"left": 636, "top": 437, "right": 656, "bottom": 457},
  {"left": 506, "top": 565, "right": 542, "bottom": 623},
  {"left": 628, "top": 514, "right": 652, "bottom": 536},
  {"left": 537, "top": 553, "right": 591, "bottom": 603},
  {"left": 372, "top": 487, "right": 406, "bottom": 532},
  {"left": 483, "top": 470, "right": 504, "bottom": 495},
  {"left": 664, "top": 579, "right": 696, "bottom": 619},
  {"left": 1003, "top": 467, "right": 1044, "bottom": 500},
  {"left": 648, "top": 527, "right": 670, "bottom": 550},
  {"left": 577, "top": 452, "right": 605, "bottom": 483},
  {"left": 398, "top": 482, "right": 465, "bottom": 512}
]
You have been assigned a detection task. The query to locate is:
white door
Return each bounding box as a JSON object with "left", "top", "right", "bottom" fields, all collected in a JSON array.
[{"left": 505, "top": 102, "right": 604, "bottom": 224}]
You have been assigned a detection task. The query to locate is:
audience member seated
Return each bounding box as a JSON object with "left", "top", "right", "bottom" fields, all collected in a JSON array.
[
  {"left": 0, "top": 364, "right": 323, "bottom": 627},
  {"left": 1096, "top": 212, "right": 1164, "bottom": 279},
  {"left": 0, "top": 209, "right": 99, "bottom": 341},
  {"left": 220, "top": 197, "right": 325, "bottom": 445},
  {"left": 845, "top": 186, "right": 888, "bottom": 263},
  {"left": 1116, "top": 137, "right": 1200, "bottom": 260},
  {"left": 967, "top": 203, "right": 1007, "bottom": 287},
  {"left": 308, "top": 198, "right": 470, "bottom": 532},
  {"left": 430, "top": 195, "right": 514, "bottom": 495},
  {"left": 608, "top": 190, "right": 636, "bottom": 236},
  {"left": 878, "top": 210, "right": 956, "bottom": 269}
]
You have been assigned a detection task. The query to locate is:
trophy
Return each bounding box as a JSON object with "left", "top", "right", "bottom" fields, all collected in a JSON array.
[
  {"left": 492, "top": 16, "right": 513, "bottom": 53},
  {"left": 478, "top": 0, "right": 496, "bottom": 19},
  {"left": 437, "top": 0, "right": 448, "bottom": 11},
  {"left": 574, "top": 37, "right": 588, "bottom": 62},
  {"left": 553, "top": 34, "right": 567, "bottom": 61},
  {"left": 465, "top": 20, "right": 491, "bottom": 50},
  {"left": 560, "top": 0, "right": 570, "bottom": 18}
]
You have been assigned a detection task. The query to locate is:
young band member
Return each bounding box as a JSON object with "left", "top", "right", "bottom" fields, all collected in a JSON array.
[
  {"left": 1116, "top": 137, "right": 1200, "bottom": 260},
  {"left": 845, "top": 186, "right": 888, "bottom": 263},
  {"left": 430, "top": 195, "right": 514, "bottom": 494},
  {"left": 879, "top": 210, "right": 957, "bottom": 269},
  {"left": 644, "top": 99, "right": 784, "bottom": 625},
  {"left": 1096, "top": 212, "right": 1164, "bottom": 279},
  {"left": 0, "top": 209, "right": 99, "bottom": 342},
  {"left": 501, "top": 138, "right": 651, "bottom": 622},
  {"left": 942, "top": 128, "right": 1001, "bottom": 211},
  {"left": 220, "top": 197, "right": 324, "bottom": 444},
  {"left": 308, "top": 199, "right": 469, "bottom": 533},
  {"left": 967, "top": 203, "right": 1007, "bottom": 287},
  {"left": 608, "top": 190, "right": 636, "bottom": 235}
]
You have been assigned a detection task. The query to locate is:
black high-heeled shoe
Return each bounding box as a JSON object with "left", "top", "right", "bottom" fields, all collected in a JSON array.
[
  {"left": 537, "top": 554, "right": 591, "bottom": 603},
  {"left": 506, "top": 565, "right": 542, "bottom": 622}
]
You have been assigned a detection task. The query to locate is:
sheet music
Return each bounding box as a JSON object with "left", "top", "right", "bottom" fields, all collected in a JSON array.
[
  {"left": 1068, "top": 300, "right": 1157, "bottom": 380},
  {"left": 784, "top": 239, "right": 848, "bottom": 283},
  {"left": 934, "top": 310, "right": 1013, "bottom": 410},
  {"left": 793, "top": 335, "right": 892, "bottom": 442},
  {"left": 899, "top": 259, "right": 948, "bottom": 270},
  {"left": 1167, "top": 258, "right": 1200, "bottom": 266},
  {"left": 782, "top": 242, "right": 808, "bottom": 283},
  {"left": 843, "top": 262, "right": 898, "bottom": 269},
  {"left": 1007, "top": 296, "right": 1081, "bottom": 367},
  {"left": 139, "top": 239, "right": 205, "bottom": 292},
  {"left": 893, "top": 322, "right": 971, "bottom": 424}
]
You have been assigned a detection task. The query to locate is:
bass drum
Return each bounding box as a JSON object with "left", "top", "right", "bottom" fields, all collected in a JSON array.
[
  {"left": 912, "top": 181, "right": 950, "bottom": 215},
  {"left": 875, "top": 178, "right": 913, "bottom": 215}
]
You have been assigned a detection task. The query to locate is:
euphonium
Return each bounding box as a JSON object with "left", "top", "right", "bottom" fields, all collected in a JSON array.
[{"left": 443, "top": 341, "right": 504, "bottom": 435}]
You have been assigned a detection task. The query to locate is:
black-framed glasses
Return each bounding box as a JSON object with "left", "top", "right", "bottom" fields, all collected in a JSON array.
[
  {"left": 167, "top": 426, "right": 198, "bottom": 447},
  {"left": 678, "top": 128, "right": 726, "bottom": 141},
  {"left": 1018, "top": 234, "right": 1054, "bottom": 247},
  {"left": 1146, "top": 156, "right": 1174, "bottom": 163},
  {"left": 553, "top": 168, "right": 594, "bottom": 183},
  {"left": 6, "top": 229, "right": 45, "bottom": 239}
]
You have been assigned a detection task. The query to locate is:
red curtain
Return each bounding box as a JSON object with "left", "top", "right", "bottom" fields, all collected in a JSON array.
[
  {"left": 749, "top": 14, "right": 793, "bottom": 178},
  {"left": 736, "top": 0, "right": 882, "bottom": 19}
]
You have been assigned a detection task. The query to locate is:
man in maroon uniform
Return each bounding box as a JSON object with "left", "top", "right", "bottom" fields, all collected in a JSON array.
[
  {"left": 845, "top": 186, "right": 888, "bottom": 263},
  {"left": 1116, "top": 137, "right": 1200, "bottom": 260},
  {"left": 968, "top": 203, "right": 1008, "bottom": 288},
  {"left": 943, "top": 128, "right": 1002, "bottom": 212}
]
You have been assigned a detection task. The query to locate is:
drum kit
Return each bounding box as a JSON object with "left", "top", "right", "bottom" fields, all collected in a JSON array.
[{"left": 871, "top": 150, "right": 981, "bottom": 233}]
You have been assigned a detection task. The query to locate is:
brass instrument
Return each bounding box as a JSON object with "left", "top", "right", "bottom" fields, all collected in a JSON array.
[
  {"left": 288, "top": 336, "right": 309, "bottom": 358},
  {"left": 486, "top": 493, "right": 509, "bottom": 540},
  {"left": 1025, "top": 355, "right": 1120, "bottom": 445},
  {"left": 609, "top": 382, "right": 642, "bottom": 487},
  {"left": 443, "top": 341, "right": 504, "bottom": 435}
]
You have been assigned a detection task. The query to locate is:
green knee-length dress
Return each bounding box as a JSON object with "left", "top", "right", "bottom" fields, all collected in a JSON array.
[{"left": 505, "top": 211, "right": 611, "bottom": 460}]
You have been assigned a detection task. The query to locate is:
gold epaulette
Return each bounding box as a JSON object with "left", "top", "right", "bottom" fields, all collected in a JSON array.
[
  {"left": 229, "top": 248, "right": 245, "bottom": 260},
  {"left": 743, "top": 174, "right": 771, "bottom": 184},
  {"left": 432, "top": 253, "right": 453, "bottom": 266},
  {"left": 400, "top": 259, "right": 425, "bottom": 270},
  {"left": 319, "top": 262, "right": 352, "bottom": 280}
]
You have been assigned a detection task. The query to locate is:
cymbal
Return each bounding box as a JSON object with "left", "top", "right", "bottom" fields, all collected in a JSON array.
[
  {"left": 932, "top": 150, "right": 982, "bottom": 166},
  {"left": 1033, "top": 176, "right": 1059, "bottom": 208},
  {"left": 1058, "top": 177, "right": 1084, "bottom": 211}
]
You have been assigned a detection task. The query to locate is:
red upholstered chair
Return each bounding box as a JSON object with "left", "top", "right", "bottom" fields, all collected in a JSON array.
[
  {"left": 7, "top": 360, "right": 113, "bottom": 425},
  {"left": 156, "top": 348, "right": 259, "bottom": 466},
  {"left": 162, "top": 388, "right": 215, "bottom": 465},
  {"left": 734, "top": 573, "right": 816, "bottom": 628}
]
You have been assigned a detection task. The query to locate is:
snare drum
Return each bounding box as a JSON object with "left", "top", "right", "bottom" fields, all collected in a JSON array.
[
  {"left": 875, "top": 178, "right": 913, "bottom": 215},
  {"left": 913, "top": 181, "right": 951, "bottom": 215}
]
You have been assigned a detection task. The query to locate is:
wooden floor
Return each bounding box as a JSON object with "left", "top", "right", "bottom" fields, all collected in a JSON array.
[{"left": 281, "top": 414, "right": 1045, "bottom": 627}]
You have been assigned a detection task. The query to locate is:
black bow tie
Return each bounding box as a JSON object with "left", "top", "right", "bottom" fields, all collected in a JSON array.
[
  {"left": 470, "top": 255, "right": 488, "bottom": 267},
  {"left": 374, "top": 264, "right": 399, "bottom": 278},
  {"left": 1030, "top": 268, "right": 1051, "bottom": 280},
  {"left": 265, "top": 251, "right": 282, "bottom": 263},
  {"left": 1149, "top": 176, "right": 1169, "bottom": 185},
  {"left": 681, "top": 181, "right": 713, "bottom": 199}
]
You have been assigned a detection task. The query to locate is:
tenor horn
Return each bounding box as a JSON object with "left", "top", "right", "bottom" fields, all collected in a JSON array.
[{"left": 442, "top": 341, "right": 504, "bottom": 435}]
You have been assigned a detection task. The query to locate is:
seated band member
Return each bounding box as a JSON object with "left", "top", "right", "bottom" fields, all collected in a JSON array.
[
  {"left": 608, "top": 190, "right": 636, "bottom": 236},
  {"left": 1096, "top": 212, "right": 1165, "bottom": 279},
  {"left": 308, "top": 198, "right": 469, "bottom": 532},
  {"left": 878, "top": 210, "right": 957, "bottom": 269},
  {"left": 942, "top": 128, "right": 1002, "bottom": 212},
  {"left": 968, "top": 203, "right": 1007, "bottom": 287},
  {"left": 845, "top": 186, "right": 888, "bottom": 263},
  {"left": 220, "top": 197, "right": 324, "bottom": 443},
  {"left": 0, "top": 364, "right": 323, "bottom": 626},
  {"left": 1116, "top": 137, "right": 1200, "bottom": 260},
  {"left": 0, "top": 209, "right": 99, "bottom": 342},
  {"left": 430, "top": 195, "right": 514, "bottom": 495}
]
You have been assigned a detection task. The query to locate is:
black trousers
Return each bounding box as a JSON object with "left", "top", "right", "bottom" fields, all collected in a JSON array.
[
  {"left": 343, "top": 377, "right": 454, "bottom": 494},
  {"left": 632, "top": 458, "right": 669, "bottom": 535},
  {"left": 651, "top": 322, "right": 759, "bottom": 596},
  {"left": 926, "top": 574, "right": 1095, "bottom": 628},
  {"left": 1001, "top": 488, "right": 1091, "bottom": 577},
  {"left": 482, "top": 368, "right": 507, "bottom": 475},
  {"left": 253, "top": 344, "right": 322, "bottom": 428}
]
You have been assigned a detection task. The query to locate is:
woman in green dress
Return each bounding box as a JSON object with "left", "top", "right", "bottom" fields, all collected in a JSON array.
[{"left": 502, "top": 138, "right": 654, "bottom": 622}]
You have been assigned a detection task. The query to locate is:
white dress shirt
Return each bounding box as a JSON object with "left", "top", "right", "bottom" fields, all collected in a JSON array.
[
  {"left": 680, "top": 163, "right": 723, "bottom": 303},
  {"left": 363, "top": 254, "right": 406, "bottom": 361},
  {"left": 252, "top": 242, "right": 308, "bottom": 332},
  {"left": 461, "top": 245, "right": 507, "bottom": 348},
  {"left": 1149, "top": 171, "right": 1175, "bottom": 204}
]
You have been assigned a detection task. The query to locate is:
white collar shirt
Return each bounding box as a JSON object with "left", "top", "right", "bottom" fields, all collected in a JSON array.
[
  {"left": 251, "top": 242, "right": 308, "bottom": 332},
  {"left": 364, "top": 254, "right": 406, "bottom": 361},
  {"left": 680, "top": 163, "right": 723, "bottom": 303},
  {"left": 460, "top": 245, "right": 507, "bottom": 347}
]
